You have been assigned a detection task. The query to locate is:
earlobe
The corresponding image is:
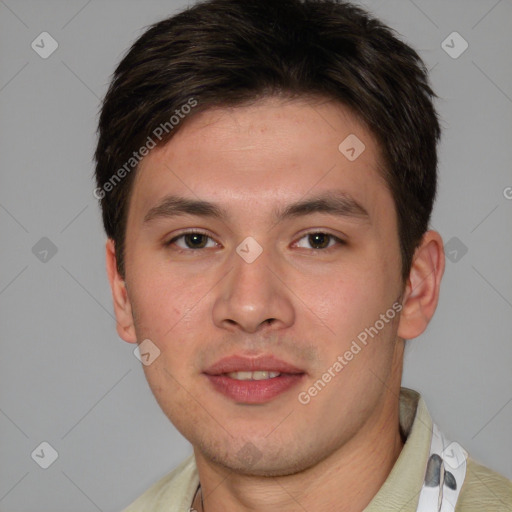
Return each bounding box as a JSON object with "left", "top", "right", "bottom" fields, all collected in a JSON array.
[
  {"left": 105, "top": 239, "right": 138, "bottom": 343},
  {"left": 397, "top": 230, "right": 445, "bottom": 340}
]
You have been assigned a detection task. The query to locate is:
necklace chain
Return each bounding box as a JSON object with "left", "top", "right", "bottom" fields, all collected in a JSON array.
[{"left": 195, "top": 484, "right": 204, "bottom": 512}]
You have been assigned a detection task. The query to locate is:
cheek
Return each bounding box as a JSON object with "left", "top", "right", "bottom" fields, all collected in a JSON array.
[
  {"left": 128, "top": 268, "right": 213, "bottom": 379},
  {"left": 128, "top": 257, "right": 209, "bottom": 338},
  {"left": 297, "top": 262, "right": 381, "bottom": 338},
  {"left": 141, "top": 357, "right": 204, "bottom": 439},
  {"left": 296, "top": 255, "right": 399, "bottom": 369}
]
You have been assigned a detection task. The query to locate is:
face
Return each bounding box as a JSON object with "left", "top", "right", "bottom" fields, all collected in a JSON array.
[{"left": 115, "top": 97, "right": 408, "bottom": 476}]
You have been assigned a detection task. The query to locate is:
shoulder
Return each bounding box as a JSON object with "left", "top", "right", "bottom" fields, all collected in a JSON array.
[
  {"left": 121, "top": 455, "right": 199, "bottom": 512},
  {"left": 456, "top": 457, "right": 512, "bottom": 511}
]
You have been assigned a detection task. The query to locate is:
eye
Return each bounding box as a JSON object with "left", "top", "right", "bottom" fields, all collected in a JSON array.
[
  {"left": 164, "top": 230, "right": 344, "bottom": 252},
  {"left": 294, "top": 232, "right": 345, "bottom": 250},
  {"left": 166, "top": 231, "right": 218, "bottom": 250}
]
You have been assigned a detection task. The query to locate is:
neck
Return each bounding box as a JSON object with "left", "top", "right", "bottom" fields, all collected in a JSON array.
[{"left": 192, "top": 387, "right": 405, "bottom": 512}]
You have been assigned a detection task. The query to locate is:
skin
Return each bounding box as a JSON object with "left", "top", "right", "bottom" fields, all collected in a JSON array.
[{"left": 106, "top": 96, "right": 445, "bottom": 511}]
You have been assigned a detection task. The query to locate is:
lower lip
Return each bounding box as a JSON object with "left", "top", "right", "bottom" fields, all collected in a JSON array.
[{"left": 205, "top": 373, "right": 305, "bottom": 404}]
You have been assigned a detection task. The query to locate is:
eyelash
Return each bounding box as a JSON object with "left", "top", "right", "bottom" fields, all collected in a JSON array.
[{"left": 164, "top": 230, "right": 346, "bottom": 252}]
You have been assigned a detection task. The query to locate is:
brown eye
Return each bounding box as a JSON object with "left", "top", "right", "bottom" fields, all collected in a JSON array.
[
  {"left": 308, "top": 233, "right": 330, "bottom": 249},
  {"left": 182, "top": 233, "right": 208, "bottom": 248},
  {"left": 295, "top": 232, "right": 344, "bottom": 250},
  {"left": 167, "top": 231, "right": 217, "bottom": 250}
]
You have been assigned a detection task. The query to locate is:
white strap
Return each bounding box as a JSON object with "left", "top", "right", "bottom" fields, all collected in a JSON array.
[{"left": 416, "top": 423, "right": 468, "bottom": 512}]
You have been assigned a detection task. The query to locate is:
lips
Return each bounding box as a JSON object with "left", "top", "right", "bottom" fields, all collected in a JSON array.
[
  {"left": 203, "top": 354, "right": 306, "bottom": 404},
  {"left": 204, "top": 354, "right": 305, "bottom": 376}
]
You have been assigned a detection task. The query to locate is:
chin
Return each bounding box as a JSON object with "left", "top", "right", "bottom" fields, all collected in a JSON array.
[{"left": 198, "top": 438, "right": 323, "bottom": 478}]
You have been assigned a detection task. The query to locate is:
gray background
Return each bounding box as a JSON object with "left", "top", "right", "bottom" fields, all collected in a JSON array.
[{"left": 1, "top": 0, "right": 511, "bottom": 510}]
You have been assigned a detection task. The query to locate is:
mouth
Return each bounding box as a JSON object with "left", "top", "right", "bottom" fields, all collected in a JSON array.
[
  {"left": 204, "top": 355, "right": 306, "bottom": 404},
  {"left": 224, "top": 370, "right": 282, "bottom": 380}
]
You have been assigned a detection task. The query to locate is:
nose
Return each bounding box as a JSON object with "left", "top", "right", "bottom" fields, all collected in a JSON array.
[{"left": 212, "top": 245, "right": 295, "bottom": 334}]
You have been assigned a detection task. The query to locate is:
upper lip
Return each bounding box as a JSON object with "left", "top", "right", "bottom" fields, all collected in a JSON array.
[{"left": 204, "top": 355, "right": 305, "bottom": 375}]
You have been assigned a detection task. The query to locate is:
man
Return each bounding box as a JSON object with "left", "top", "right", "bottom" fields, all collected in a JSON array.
[{"left": 94, "top": 0, "right": 512, "bottom": 510}]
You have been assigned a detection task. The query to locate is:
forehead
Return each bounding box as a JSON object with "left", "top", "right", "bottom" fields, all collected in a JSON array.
[{"left": 129, "top": 97, "right": 391, "bottom": 224}]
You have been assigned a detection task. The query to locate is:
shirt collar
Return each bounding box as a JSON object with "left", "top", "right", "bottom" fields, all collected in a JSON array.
[{"left": 363, "top": 387, "right": 433, "bottom": 512}]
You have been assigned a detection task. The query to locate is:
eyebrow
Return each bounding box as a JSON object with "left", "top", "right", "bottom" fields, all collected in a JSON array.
[
  {"left": 143, "top": 191, "right": 370, "bottom": 225},
  {"left": 274, "top": 191, "right": 370, "bottom": 222}
]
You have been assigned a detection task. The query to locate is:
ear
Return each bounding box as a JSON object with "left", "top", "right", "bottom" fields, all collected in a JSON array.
[
  {"left": 105, "top": 238, "right": 137, "bottom": 343},
  {"left": 397, "top": 230, "right": 445, "bottom": 340}
]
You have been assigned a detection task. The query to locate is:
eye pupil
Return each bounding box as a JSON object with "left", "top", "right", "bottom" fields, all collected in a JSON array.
[
  {"left": 309, "top": 233, "right": 330, "bottom": 249},
  {"left": 185, "top": 233, "right": 207, "bottom": 248}
]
